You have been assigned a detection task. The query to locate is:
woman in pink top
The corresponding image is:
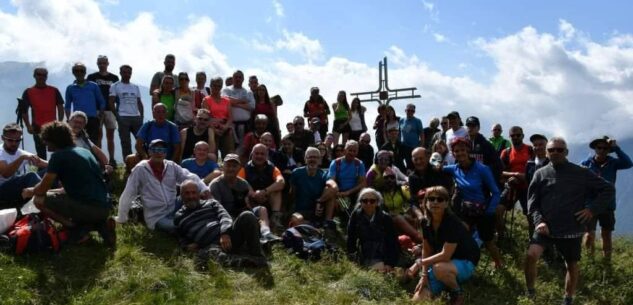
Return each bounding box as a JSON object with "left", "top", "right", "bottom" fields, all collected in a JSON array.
[{"left": 203, "top": 77, "right": 234, "bottom": 156}]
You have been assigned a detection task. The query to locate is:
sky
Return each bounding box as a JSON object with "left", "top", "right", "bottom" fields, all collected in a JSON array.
[{"left": 1, "top": 0, "right": 633, "bottom": 144}]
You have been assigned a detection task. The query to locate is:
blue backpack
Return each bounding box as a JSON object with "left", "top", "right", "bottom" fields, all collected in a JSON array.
[{"left": 282, "top": 224, "right": 328, "bottom": 260}]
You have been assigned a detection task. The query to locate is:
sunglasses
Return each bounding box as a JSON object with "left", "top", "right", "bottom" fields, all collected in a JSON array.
[
  {"left": 426, "top": 196, "right": 446, "bottom": 203},
  {"left": 149, "top": 147, "right": 169, "bottom": 154},
  {"left": 360, "top": 198, "right": 378, "bottom": 204},
  {"left": 547, "top": 147, "right": 565, "bottom": 153}
]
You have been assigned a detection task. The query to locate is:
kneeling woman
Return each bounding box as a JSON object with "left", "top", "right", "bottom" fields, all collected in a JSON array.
[
  {"left": 410, "top": 186, "right": 480, "bottom": 304},
  {"left": 347, "top": 187, "right": 400, "bottom": 273}
]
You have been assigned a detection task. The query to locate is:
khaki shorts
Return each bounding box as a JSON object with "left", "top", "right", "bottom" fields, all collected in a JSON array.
[{"left": 101, "top": 111, "right": 118, "bottom": 130}]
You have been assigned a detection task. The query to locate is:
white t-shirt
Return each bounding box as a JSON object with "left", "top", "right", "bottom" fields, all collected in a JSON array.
[
  {"left": 222, "top": 87, "right": 255, "bottom": 122},
  {"left": 110, "top": 81, "right": 142, "bottom": 117},
  {"left": 349, "top": 111, "right": 363, "bottom": 131},
  {"left": 0, "top": 147, "right": 29, "bottom": 185}
]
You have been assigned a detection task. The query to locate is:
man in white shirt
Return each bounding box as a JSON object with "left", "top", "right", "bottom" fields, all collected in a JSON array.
[
  {"left": 109, "top": 64, "right": 144, "bottom": 160},
  {"left": 222, "top": 70, "right": 255, "bottom": 151}
]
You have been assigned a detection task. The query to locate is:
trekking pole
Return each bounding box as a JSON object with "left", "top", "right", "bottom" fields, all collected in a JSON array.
[
  {"left": 15, "top": 98, "right": 25, "bottom": 150},
  {"left": 509, "top": 203, "right": 516, "bottom": 241}
]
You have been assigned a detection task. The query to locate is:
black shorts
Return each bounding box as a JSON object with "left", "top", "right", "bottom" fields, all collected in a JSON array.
[
  {"left": 332, "top": 119, "right": 351, "bottom": 133},
  {"left": 530, "top": 233, "right": 581, "bottom": 263},
  {"left": 86, "top": 116, "right": 101, "bottom": 144},
  {"left": 586, "top": 211, "right": 616, "bottom": 232},
  {"left": 457, "top": 213, "right": 496, "bottom": 242}
]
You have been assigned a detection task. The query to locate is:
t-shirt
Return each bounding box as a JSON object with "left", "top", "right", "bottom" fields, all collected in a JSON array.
[
  {"left": 399, "top": 117, "right": 423, "bottom": 148},
  {"left": 22, "top": 86, "right": 64, "bottom": 127},
  {"left": 136, "top": 120, "right": 181, "bottom": 159},
  {"left": 422, "top": 213, "right": 480, "bottom": 265},
  {"left": 445, "top": 127, "right": 468, "bottom": 164},
  {"left": 47, "top": 147, "right": 108, "bottom": 207},
  {"left": 65, "top": 81, "right": 106, "bottom": 117},
  {"left": 204, "top": 96, "right": 231, "bottom": 121},
  {"left": 500, "top": 144, "right": 533, "bottom": 189},
  {"left": 290, "top": 167, "right": 328, "bottom": 212},
  {"left": 327, "top": 158, "right": 365, "bottom": 192},
  {"left": 109, "top": 81, "right": 142, "bottom": 117},
  {"left": 150, "top": 71, "right": 173, "bottom": 95},
  {"left": 222, "top": 87, "right": 255, "bottom": 122},
  {"left": 349, "top": 111, "right": 363, "bottom": 131},
  {"left": 181, "top": 158, "right": 219, "bottom": 179},
  {"left": 158, "top": 92, "right": 176, "bottom": 121},
  {"left": 87, "top": 72, "right": 119, "bottom": 111},
  {"left": 209, "top": 176, "right": 250, "bottom": 217},
  {"left": 0, "top": 147, "right": 29, "bottom": 185}
]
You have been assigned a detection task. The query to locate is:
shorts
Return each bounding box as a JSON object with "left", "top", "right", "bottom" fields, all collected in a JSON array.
[
  {"left": 530, "top": 233, "right": 581, "bottom": 263},
  {"left": 332, "top": 119, "right": 351, "bottom": 133},
  {"left": 428, "top": 259, "right": 475, "bottom": 295},
  {"left": 44, "top": 193, "right": 110, "bottom": 225},
  {"left": 458, "top": 213, "right": 496, "bottom": 242},
  {"left": 101, "top": 111, "right": 118, "bottom": 129},
  {"left": 586, "top": 211, "right": 615, "bottom": 232}
]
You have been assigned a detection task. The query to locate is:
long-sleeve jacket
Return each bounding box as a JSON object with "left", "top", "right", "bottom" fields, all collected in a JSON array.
[
  {"left": 528, "top": 161, "right": 615, "bottom": 237},
  {"left": 580, "top": 146, "right": 632, "bottom": 210},
  {"left": 346, "top": 207, "right": 399, "bottom": 267},
  {"left": 116, "top": 160, "right": 206, "bottom": 229},
  {"left": 442, "top": 160, "right": 500, "bottom": 215},
  {"left": 469, "top": 133, "right": 503, "bottom": 181},
  {"left": 174, "top": 199, "right": 233, "bottom": 248}
]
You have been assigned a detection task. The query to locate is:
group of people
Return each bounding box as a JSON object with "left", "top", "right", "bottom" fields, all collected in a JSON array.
[{"left": 1, "top": 53, "right": 631, "bottom": 305}]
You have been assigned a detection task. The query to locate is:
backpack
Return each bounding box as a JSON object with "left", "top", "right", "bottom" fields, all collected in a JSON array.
[
  {"left": 282, "top": 224, "right": 328, "bottom": 260},
  {"left": 7, "top": 214, "right": 62, "bottom": 255}
]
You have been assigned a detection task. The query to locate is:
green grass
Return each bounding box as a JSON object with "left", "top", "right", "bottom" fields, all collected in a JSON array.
[{"left": 2, "top": 169, "right": 633, "bottom": 304}]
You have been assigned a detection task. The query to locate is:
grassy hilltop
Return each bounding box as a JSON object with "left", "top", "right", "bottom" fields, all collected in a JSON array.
[{"left": 1, "top": 169, "right": 633, "bottom": 305}]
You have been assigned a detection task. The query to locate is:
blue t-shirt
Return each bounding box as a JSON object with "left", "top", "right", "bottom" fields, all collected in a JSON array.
[
  {"left": 136, "top": 120, "right": 181, "bottom": 159},
  {"left": 64, "top": 81, "right": 106, "bottom": 117},
  {"left": 47, "top": 147, "right": 108, "bottom": 208},
  {"left": 327, "top": 158, "right": 366, "bottom": 192},
  {"left": 290, "top": 167, "right": 328, "bottom": 212},
  {"left": 181, "top": 158, "right": 219, "bottom": 179},
  {"left": 442, "top": 161, "right": 500, "bottom": 214},
  {"left": 399, "top": 117, "right": 423, "bottom": 148}
]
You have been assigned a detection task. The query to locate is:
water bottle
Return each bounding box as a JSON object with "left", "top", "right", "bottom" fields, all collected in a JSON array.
[{"left": 430, "top": 152, "right": 443, "bottom": 167}]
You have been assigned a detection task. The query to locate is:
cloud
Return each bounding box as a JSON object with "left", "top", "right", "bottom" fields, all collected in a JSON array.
[
  {"left": 272, "top": 0, "right": 284, "bottom": 17},
  {"left": 275, "top": 30, "right": 324, "bottom": 63},
  {"left": 433, "top": 33, "right": 447, "bottom": 43},
  {"left": 1, "top": 0, "right": 633, "bottom": 144},
  {"left": 421, "top": 0, "right": 439, "bottom": 22}
]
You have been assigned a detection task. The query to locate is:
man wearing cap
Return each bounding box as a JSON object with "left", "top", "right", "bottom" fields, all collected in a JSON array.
[
  {"left": 126, "top": 103, "right": 181, "bottom": 173},
  {"left": 465, "top": 116, "right": 502, "bottom": 182},
  {"left": 444, "top": 111, "right": 467, "bottom": 164},
  {"left": 489, "top": 123, "right": 511, "bottom": 157},
  {"left": 210, "top": 153, "right": 280, "bottom": 244},
  {"left": 237, "top": 144, "right": 286, "bottom": 231},
  {"left": 399, "top": 104, "right": 424, "bottom": 170},
  {"left": 381, "top": 126, "right": 407, "bottom": 172},
  {"left": 304, "top": 87, "right": 330, "bottom": 140},
  {"left": 525, "top": 137, "right": 614, "bottom": 305},
  {"left": 580, "top": 136, "right": 632, "bottom": 260},
  {"left": 116, "top": 139, "right": 208, "bottom": 234}
]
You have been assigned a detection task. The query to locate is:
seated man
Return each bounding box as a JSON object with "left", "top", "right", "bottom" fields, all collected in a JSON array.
[
  {"left": 241, "top": 114, "right": 274, "bottom": 164},
  {"left": 289, "top": 147, "right": 338, "bottom": 226},
  {"left": 116, "top": 139, "right": 207, "bottom": 234},
  {"left": 68, "top": 111, "right": 111, "bottom": 170},
  {"left": 125, "top": 103, "right": 181, "bottom": 173},
  {"left": 327, "top": 140, "right": 366, "bottom": 214},
  {"left": 209, "top": 154, "right": 279, "bottom": 243},
  {"left": 21, "top": 121, "right": 115, "bottom": 246},
  {"left": 180, "top": 109, "right": 217, "bottom": 161},
  {"left": 358, "top": 132, "right": 374, "bottom": 169},
  {"left": 381, "top": 126, "right": 407, "bottom": 172},
  {"left": 181, "top": 141, "right": 221, "bottom": 185},
  {"left": 0, "top": 123, "right": 47, "bottom": 208},
  {"left": 174, "top": 180, "right": 267, "bottom": 268},
  {"left": 237, "top": 144, "right": 285, "bottom": 230}
]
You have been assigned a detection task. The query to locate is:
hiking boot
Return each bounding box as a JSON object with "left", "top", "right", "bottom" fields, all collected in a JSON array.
[
  {"left": 98, "top": 217, "right": 117, "bottom": 248},
  {"left": 271, "top": 212, "right": 285, "bottom": 233}
]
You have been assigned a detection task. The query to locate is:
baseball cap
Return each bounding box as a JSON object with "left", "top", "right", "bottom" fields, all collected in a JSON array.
[
  {"left": 148, "top": 139, "right": 167, "bottom": 148},
  {"left": 465, "top": 116, "right": 480, "bottom": 127},
  {"left": 223, "top": 153, "right": 241, "bottom": 164},
  {"left": 529, "top": 134, "right": 548, "bottom": 143}
]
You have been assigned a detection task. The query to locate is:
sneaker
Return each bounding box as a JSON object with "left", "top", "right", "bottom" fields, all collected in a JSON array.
[
  {"left": 260, "top": 232, "right": 282, "bottom": 245},
  {"left": 98, "top": 217, "right": 117, "bottom": 248}
]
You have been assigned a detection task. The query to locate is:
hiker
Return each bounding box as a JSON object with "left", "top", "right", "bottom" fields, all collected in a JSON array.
[
  {"left": 223, "top": 70, "right": 255, "bottom": 152},
  {"left": 179, "top": 108, "right": 217, "bottom": 161},
  {"left": 174, "top": 179, "right": 267, "bottom": 268},
  {"left": 327, "top": 140, "right": 367, "bottom": 215},
  {"left": 180, "top": 141, "right": 221, "bottom": 185},
  {"left": 357, "top": 132, "right": 374, "bottom": 169},
  {"left": 109, "top": 64, "right": 144, "bottom": 161},
  {"left": 365, "top": 150, "right": 408, "bottom": 192},
  {"left": 149, "top": 54, "right": 176, "bottom": 95},
  {"left": 116, "top": 139, "right": 208, "bottom": 234},
  {"left": 68, "top": 111, "right": 110, "bottom": 169},
  {"left": 202, "top": 76, "right": 234, "bottom": 158},
  {"left": 410, "top": 186, "right": 480, "bottom": 305},
  {"left": 399, "top": 103, "right": 424, "bottom": 171},
  {"left": 408, "top": 147, "right": 454, "bottom": 204},
  {"left": 331, "top": 90, "right": 351, "bottom": 145},
  {"left": 443, "top": 111, "right": 466, "bottom": 164},
  {"left": 303, "top": 87, "right": 330, "bottom": 140},
  {"left": 87, "top": 55, "right": 119, "bottom": 164},
  {"left": 488, "top": 123, "right": 511, "bottom": 157},
  {"left": 379, "top": 167, "right": 423, "bottom": 244},
  {"left": 65, "top": 62, "right": 106, "bottom": 146},
  {"left": 525, "top": 137, "right": 615, "bottom": 305}
]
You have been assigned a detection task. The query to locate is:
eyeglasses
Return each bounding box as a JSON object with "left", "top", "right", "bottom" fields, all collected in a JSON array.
[
  {"left": 2, "top": 136, "right": 22, "bottom": 143},
  {"left": 426, "top": 196, "right": 446, "bottom": 203},
  {"left": 510, "top": 134, "right": 523, "bottom": 138},
  {"left": 547, "top": 147, "right": 565, "bottom": 153},
  {"left": 149, "top": 147, "right": 169, "bottom": 154},
  {"left": 360, "top": 198, "right": 378, "bottom": 204}
]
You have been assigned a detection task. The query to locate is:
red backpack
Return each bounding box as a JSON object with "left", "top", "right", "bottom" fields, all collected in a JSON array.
[{"left": 7, "top": 214, "right": 63, "bottom": 255}]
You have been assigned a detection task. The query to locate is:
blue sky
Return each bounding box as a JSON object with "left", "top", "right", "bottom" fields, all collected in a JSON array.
[{"left": 1, "top": 0, "right": 633, "bottom": 143}]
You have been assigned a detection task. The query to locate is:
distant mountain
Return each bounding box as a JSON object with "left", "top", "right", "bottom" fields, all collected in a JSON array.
[{"left": 1, "top": 61, "right": 632, "bottom": 235}]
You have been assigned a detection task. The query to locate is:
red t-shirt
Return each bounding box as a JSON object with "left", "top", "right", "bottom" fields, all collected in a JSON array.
[
  {"left": 23, "top": 86, "right": 63, "bottom": 127},
  {"left": 501, "top": 144, "right": 533, "bottom": 189},
  {"left": 203, "top": 96, "right": 231, "bottom": 120}
]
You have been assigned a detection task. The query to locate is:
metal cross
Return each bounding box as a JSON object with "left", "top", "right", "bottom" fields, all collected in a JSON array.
[{"left": 350, "top": 57, "right": 420, "bottom": 106}]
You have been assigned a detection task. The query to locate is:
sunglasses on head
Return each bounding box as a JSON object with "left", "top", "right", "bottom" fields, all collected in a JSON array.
[
  {"left": 360, "top": 198, "right": 378, "bottom": 204},
  {"left": 547, "top": 147, "right": 565, "bottom": 153}
]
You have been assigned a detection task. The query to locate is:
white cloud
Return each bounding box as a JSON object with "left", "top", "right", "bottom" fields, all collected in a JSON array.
[
  {"left": 1, "top": 1, "right": 633, "bottom": 144},
  {"left": 272, "top": 0, "right": 284, "bottom": 17},
  {"left": 275, "top": 30, "right": 324, "bottom": 63},
  {"left": 421, "top": 0, "right": 439, "bottom": 22},
  {"left": 433, "top": 33, "right": 447, "bottom": 43}
]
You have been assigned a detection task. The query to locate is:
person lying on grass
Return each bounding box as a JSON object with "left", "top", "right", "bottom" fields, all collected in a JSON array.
[
  {"left": 174, "top": 179, "right": 267, "bottom": 268},
  {"left": 409, "top": 186, "right": 480, "bottom": 305}
]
